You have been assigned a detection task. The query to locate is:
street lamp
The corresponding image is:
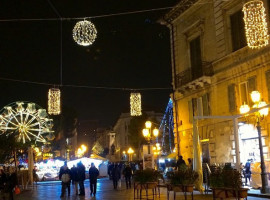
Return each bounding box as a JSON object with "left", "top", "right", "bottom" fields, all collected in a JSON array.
[
  {"left": 76, "top": 144, "right": 87, "bottom": 158},
  {"left": 142, "top": 121, "right": 159, "bottom": 154},
  {"left": 240, "top": 90, "right": 270, "bottom": 193},
  {"left": 127, "top": 147, "right": 134, "bottom": 162}
]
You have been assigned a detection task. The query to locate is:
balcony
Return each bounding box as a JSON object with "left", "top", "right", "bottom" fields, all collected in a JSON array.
[{"left": 176, "top": 62, "right": 213, "bottom": 92}]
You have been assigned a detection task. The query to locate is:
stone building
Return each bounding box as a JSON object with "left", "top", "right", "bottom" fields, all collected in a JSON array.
[
  {"left": 161, "top": 0, "right": 270, "bottom": 165},
  {"left": 113, "top": 111, "right": 163, "bottom": 161}
]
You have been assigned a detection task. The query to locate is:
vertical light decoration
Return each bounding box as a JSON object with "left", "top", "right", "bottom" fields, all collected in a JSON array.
[
  {"left": 243, "top": 0, "right": 269, "bottom": 49},
  {"left": 48, "top": 88, "right": 61, "bottom": 115},
  {"left": 130, "top": 93, "right": 142, "bottom": 116},
  {"left": 73, "top": 20, "right": 97, "bottom": 46}
]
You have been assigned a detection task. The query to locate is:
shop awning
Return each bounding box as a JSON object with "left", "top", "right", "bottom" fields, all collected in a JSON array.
[{"left": 166, "top": 152, "right": 177, "bottom": 159}]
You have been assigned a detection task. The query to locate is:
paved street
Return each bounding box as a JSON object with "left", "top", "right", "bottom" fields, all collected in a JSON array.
[{"left": 14, "top": 178, "right": 265, "bottom": 200}]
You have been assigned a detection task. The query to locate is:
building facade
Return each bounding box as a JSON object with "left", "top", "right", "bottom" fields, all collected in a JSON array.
[
  {"left": 113, "top": 111, "right": 163, "bottom": 161},
  {"left": 161, "top": 0, "right": 270, "bottom": 165}
]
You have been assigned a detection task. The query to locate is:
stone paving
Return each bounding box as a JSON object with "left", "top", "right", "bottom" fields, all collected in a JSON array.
[{"left": 14, "top": 178, "right": 264, "bottom": 200}]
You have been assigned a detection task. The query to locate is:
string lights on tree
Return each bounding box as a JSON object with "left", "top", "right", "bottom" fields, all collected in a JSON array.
[
  {"left": 48, "top": 88, "right": 61, "bottom": 115},
  {"left": 130, "top": 92, "right": 142, "bottom": 116},
  {"left": 243, "top": 0, "right": 269, "bottom": 49},
  {"left": 73, "top": 20, "right": 97, "bottom": 46}
]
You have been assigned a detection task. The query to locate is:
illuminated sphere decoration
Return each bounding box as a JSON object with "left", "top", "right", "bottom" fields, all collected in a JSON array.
[
  {"left": 243, "top": 0, "right": 269, "bottom": 49},
  {"left": 48, "top": 88, "right": 61, "bottom": 115},
  {"left": 130, "top": 93, "right": 142, "bottom": 116},
  {"left": 73, "top": 20, "right": 97, "bottom": 46},
  {"left": 0, "top": 102, "right": 54, "bottom": 144}
]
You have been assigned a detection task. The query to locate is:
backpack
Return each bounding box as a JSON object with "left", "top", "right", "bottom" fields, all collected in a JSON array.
[{"left": 61, "top": 173, "right": 70, "bottom": 183}]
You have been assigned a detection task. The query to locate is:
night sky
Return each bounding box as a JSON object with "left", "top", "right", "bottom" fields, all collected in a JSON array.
[{"left": 0, "top": 0, "right": 177, "bottom": 126}]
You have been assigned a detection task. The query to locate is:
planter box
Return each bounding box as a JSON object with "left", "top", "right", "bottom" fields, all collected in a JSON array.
[
  {"left": 171, "top": 184, "right": 194, "bottom": 193},
  {"left": 212, "top": 187, "right": 249, "bottom": 199}
]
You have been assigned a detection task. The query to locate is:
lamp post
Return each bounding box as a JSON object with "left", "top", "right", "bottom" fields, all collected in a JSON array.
[
  {"left": 142, "top": 121, "right": 159, "bottom": 154},
  {"left": 153, "top": 143, "right": 161, "bottom": 170},
  {"left": 127, "top": 147, "right": 134, "bottom": 162},
  {"left": 240, "top": 91, "right": 270, "bottom": 193}
]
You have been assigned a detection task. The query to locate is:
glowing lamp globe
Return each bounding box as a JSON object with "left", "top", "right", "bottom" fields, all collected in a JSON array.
[
  {"left": 153, "top": 128, "right": 159, "bottom": 137},
  {"left": 251, "top": 91, "right": 261, "bottom": 103},
  {"left": 258, "top": 101, "right": 269, "bottom": 116},
  {"left": 73, "top": 20, "right": 97, "bottom": 46},
  {"left": 240, "top": 103, "right": 250, "bottom": 114},
  {"left": 145, "top": 121, "right": 152, "bottom": 129},
  {"left": 142, "top": 128, "right": 149, "bottom": 137}
]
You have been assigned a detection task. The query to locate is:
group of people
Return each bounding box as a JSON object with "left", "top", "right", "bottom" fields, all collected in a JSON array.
[
  {"left": 0, "top": 167, "right": 18, "bottom": 200},
  {"left": 108, "top": 162, "right": 136, "bottom": 190},
  {"left": 59, "top": 161, "right": 99, "bottom": 198}
]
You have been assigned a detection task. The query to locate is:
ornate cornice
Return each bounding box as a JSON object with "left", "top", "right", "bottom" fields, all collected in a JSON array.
[{"left": 160, "top": 0, "right": 199, "bottom": 24}]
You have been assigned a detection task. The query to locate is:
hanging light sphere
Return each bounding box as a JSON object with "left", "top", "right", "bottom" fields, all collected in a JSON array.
[
  {"left": 243, "top": 0, "right": 269, "bottom": 49},
  {"left": 73, "top": 20, "right": 97, "bottom": 46}
]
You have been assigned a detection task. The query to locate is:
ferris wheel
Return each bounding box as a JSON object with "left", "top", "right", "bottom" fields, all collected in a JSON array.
[{"left": 0, "top": 101, "right": 54, "bottom": 143}]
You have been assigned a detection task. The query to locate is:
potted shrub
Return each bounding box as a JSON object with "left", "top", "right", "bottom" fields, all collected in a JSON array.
[
  {"left": 210, "top": 166, "right": 248, "bottom": 199},
  {"left": 167, "top": 165, "right": 199, "bottom": 192}
]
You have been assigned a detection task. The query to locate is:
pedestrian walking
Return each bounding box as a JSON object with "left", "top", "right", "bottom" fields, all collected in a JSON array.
[
  {"left": 89, "top": 163, "right": 99, "bottom": 196},
  {"left": 3, "top": 167, "right": 17, "bottom": 200},
  {"left": 244, "top": 159, "right": 252, "bottom": 186},
  {"left": 123, "top": 164, "right": 132, "bottom": 189},
  {"left": 77, "top": 162, "right": 86, "bottom": 196},
  {"left": 59, "top": 162, "right": 72, "bottom": 198},
  {"left": 111, "top": 163, "right": 120, "bottom": 189},
  {"left": 70, "top": 165, "right": 79, "bottom": 195},
  {"left": 0, "top": 169, "right": 7, "bottom": 200}
]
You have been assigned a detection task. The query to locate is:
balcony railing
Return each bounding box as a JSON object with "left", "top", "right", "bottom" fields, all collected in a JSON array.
[{"left": 176, "top": 62, "right": 213, "bottom": 88}]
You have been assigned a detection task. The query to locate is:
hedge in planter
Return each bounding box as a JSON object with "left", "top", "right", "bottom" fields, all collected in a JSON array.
[{"left": 133, "top": 169, "right": 162, "bottom": 184}]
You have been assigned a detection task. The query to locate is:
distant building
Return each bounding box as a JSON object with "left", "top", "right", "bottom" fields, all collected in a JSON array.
[{"left": 113, "top": 111, "right": 163, "bottom": 161}]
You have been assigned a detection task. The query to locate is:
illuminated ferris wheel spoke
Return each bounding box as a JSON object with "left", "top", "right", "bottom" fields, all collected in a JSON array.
[
  {"left": 28, "top": 128, "right": 43, "bottom": 132},
  {"left": 1, "top": 126, "right": 17, "bottom": 130},
  {"left": 9, "top": 113, "right": 20, "bottom": 125},
  {"left": 1, "top": 116, "right": 18, "bottom": 127},
  {"left": 25, "top": 115, "right": 36, "bottom": 126},
  {"left": 24, "top": 112, "right": 30, "bottom": 124},
  {"left": 28, "top": 122, "right": 41, "bottom": 128}
]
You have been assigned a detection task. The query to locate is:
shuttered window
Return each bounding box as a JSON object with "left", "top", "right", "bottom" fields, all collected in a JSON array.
[
  {"left": 230, "top": 10, "right": 247, "bottom": 51},
  {"left": 239, "top": 82, "right": 248, "bottom": 105},
  {"left": 228, "top": 84, "right": 236, "bottom": 112},
  {"left": 188, "top": 100, "right": 193, "bottom": 123},
  {"left": 202, "top": 93, "right": 210, "bottom": 116},
  {"left": 248, "top": 76, "right": 257, "bottom": 104},
  {"left": 190, "top": 36, "right": 203, "bottom": 80},
  {"left": 265, "top": 70, "right": 270, "bottom": 101}
]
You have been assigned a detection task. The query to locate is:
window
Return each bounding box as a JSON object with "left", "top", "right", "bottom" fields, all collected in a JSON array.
[
  {"left": 228, "top": 84, "right": 236, "bottom": 112},
  {"left": 202, "top": 93, "right": 210, "bottom": 116},
  {"left": 239, "top": 82, "right": 248, "bottom": 105},
  {"left": 189, "top": 36, "right": 203, "bottom": 80},
  {"left": 230, "top": 10, "right": 247, "bottom": 51}
]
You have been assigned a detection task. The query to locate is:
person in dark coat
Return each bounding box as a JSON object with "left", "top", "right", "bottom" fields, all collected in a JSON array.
[
  {"left": 71, "top": 165, "right": 79, "bottom": 195},
  {"left": 0, "top": 169, "right": 7, "bottom": 200},
  {"left": 175, "top": 156, "right": 186, "bottom": 170},
  {"left": 123, "top": 164, "right": 132, "bottom": 189},
  {"left": 77, "top": 162, "right": 86, "bottom": 196},
  {"left": 89, "top": 163, "right": 99, "bottom": 196},
  {"left": 59, "top": 162, "right": 72, "bottom": 197},
  {"left": 111, "top": 163, "right": 120, "bottom": 189},
  {"left": 244, "top": 159, "right": 252, "bottom": 185}
]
